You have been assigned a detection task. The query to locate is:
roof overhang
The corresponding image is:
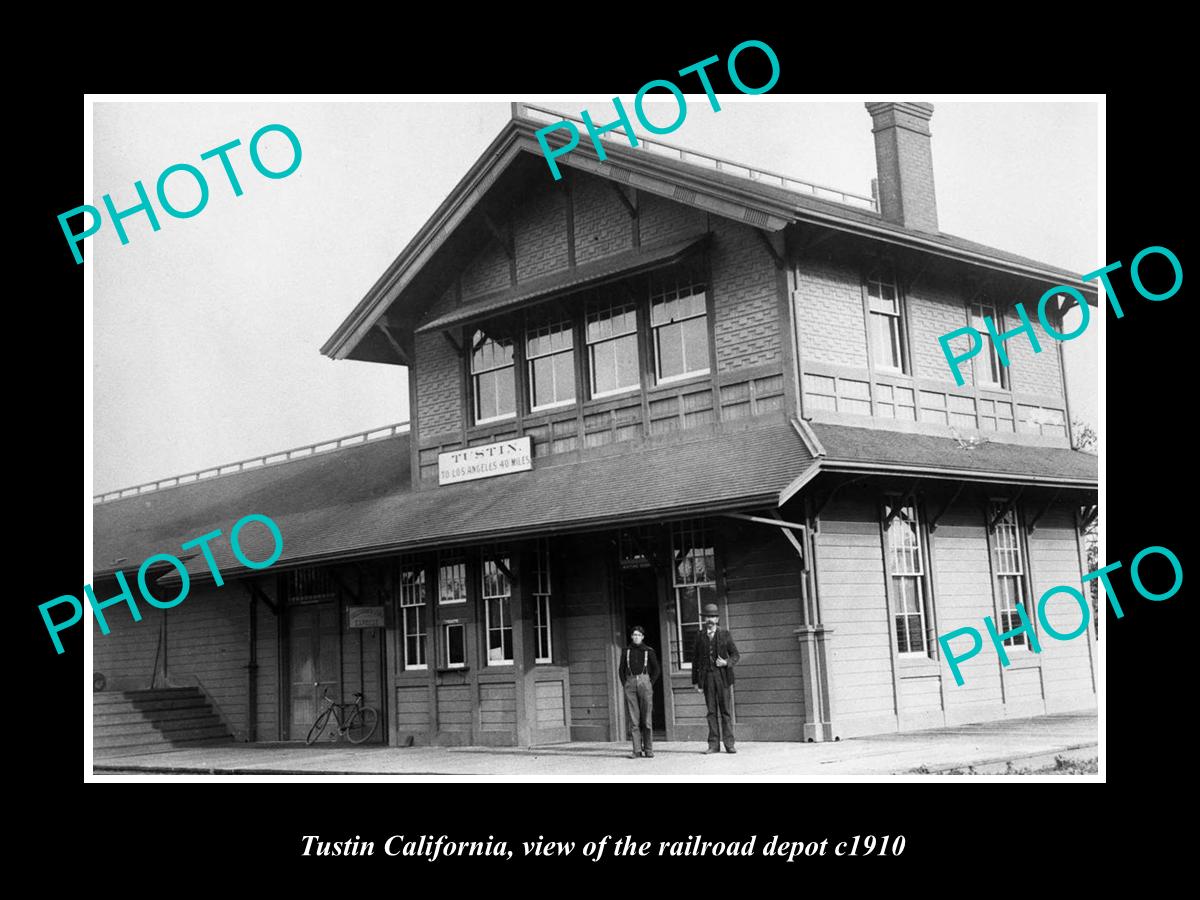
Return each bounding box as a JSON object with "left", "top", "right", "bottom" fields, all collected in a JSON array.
[
  {"left": 324, "top": 112, "right": 1098, "bottom": 362},
  {"left": 415, "top": 234, "right": 709, "bottom": 334}
]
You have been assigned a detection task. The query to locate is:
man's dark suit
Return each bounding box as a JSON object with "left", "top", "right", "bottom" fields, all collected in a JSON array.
[{"left": 691, "top": 627, "right": 740, "bottom": 750}]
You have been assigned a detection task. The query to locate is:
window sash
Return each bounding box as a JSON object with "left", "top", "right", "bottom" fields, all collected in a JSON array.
[
  {"left": 886, "top": 504, "right": 928, "bottom": 656},
  {"left": 871, "top": 311, "right": 903, "bottom": 371},
  {"left": 438, "top": 561, "right": 467, "bottom": 605},
  {"left": 650, "top": 283, "right": 708, "bottom": 383},
  {"left": 483, "top": 556, "right": 513, "bottom": 665},
  {"left": 534, "top": 539, "right": 553, "bottom": 663},
  {"left": 534, "top": 593, "right": 553, "bottom": 663},
  {"left": 400, "top": 567, "right": 427, "bottom": 670},
  {"left": 444, "top": 623, "right": 466, "bottom": 668},
  {"left": 672, "top": 520, "right": 716, "bottom": 669},
  {"left": 971, "top": 304, "right": 1007, "bottom": 388},
  {"left": 991, "top": 505, "right": 1029, "bottom": 648},
  {"left": 586, "top": 303, "right": 640, "bottom": 398}
]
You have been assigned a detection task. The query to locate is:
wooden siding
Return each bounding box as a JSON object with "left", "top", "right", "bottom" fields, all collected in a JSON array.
[
  {"left": 480, "top": 682, "right": 517, "bottom": 732},
  {"left": 165, "top": 586, "right": 251, "bottom": 740},
  {"left": 929, "top": 504, "right": 1006, "bottom": 724},
  {"left": 1027, "top": 506, "right": 1096, "bottom": 712},
  {"left": 814, "top": 490, "right": 1095, "bottom": 740},
  {"left": 815, "top": 493, "right": 896, "bottom": 736},
  {"left": 437, "top": 684, "right": 472, "bottom": 732},
  {"left": 395, "top": 685, "right": 432, "bottom": 733},
  {"left": 563, "top": 538, "right": 612, "bottom": 740},
  {"left": 92, "top": 578, "right": 167, "bottom": 692},
  {"left": 720, "top": 523, "right": 807, "bottom": 740},
  {"left": 535, "top": 680, "right": 566, "bottom": 728}
]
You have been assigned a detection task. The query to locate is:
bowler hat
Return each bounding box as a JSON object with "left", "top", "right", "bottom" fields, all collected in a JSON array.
[{"left": 703, "top": 603, "right": 720, "bottom": 616}]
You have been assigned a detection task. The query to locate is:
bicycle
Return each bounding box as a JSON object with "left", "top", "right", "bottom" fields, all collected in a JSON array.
[{"left": 305, "top": 689, "right": 380, "bottom": 745}]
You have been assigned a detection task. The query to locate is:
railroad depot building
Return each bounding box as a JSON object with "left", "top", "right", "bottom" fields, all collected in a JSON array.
[{"left": 92, "top": 102, "right": 1098, "bottom": 755}]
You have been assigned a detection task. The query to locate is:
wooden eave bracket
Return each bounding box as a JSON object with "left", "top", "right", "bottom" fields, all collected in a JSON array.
[
  {"left": 443, "top": 330, "right": 464, "bottom": 357},
  {"left": 812, "top": 475, "right": 870, "bottom": 521},
  {"left": 1078, "top": 503, "right": 1098, "bottom": 533},
  {"left": 987, "top": 486, "right": 1026, "bottom": 531},
  {"left": 331, "top": 569, "right": 361, "bottom": 604},
  {"left": 755, "top": 229, "right": 785, "bottom": 270},
  {"left": 376, "top": 321, "right": 411, "bottom": 365},
  {"left": 927, "top": 483, "right": 964, "bottom": 533},
  {"left": 244, "top": 581, "right": 278, "bottom": 616},
  {"left": 1027, "top": 488, "right": 1062, "bottom": 533},
  {"left": 883, "top": 480, "right": 921, "bottom": 526},
  {"left": 609, "top": 183, "right": 637, "bottom": 218},
  {"left": 721, "top": 511, "right": 807, "bottom": 565},
  {"left": 493, "top": 557, "right": 515, "bottom": 582},
  {"left": 482, "top": 212, "right": 514, "bottom": 260}
]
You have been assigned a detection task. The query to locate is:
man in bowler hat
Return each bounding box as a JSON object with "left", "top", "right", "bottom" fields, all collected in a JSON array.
[{"left": 691, "top": 602, "right": 740, "bottom": 753}]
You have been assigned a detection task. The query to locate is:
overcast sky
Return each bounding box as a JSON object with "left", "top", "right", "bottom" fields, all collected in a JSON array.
[{"left": 90, "top": 98, "right": 1099, "bottom": 494}]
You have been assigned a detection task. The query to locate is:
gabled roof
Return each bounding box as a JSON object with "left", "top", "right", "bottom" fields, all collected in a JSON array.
[
  {"left": 323, "top": 111, "right": 1097, "bottom": 363},
  {"left": 97, "top": 420, "right": 815, "bottom": 585},
  {"left": 781, "top": 421, "right": 1098, "bottom": 504}
]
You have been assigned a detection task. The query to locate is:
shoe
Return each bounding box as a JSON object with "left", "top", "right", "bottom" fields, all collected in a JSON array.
[
  {"left": 705, "top": 747, "right": 721, "bottom": 754},
  {"left": 725, "top": 747, "right": 738, "bottom": 754},
  {"left": 644, "top": 750, "right": 655, "bottom": 758},
  {"left": 629, "top": 752, "right": 641, "bottom": 759}
]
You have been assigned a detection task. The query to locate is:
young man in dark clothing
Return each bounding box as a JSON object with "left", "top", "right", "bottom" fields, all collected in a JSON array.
[
  {"left": 619, "top": 625, "right": 661, "bottom": 758},
  {"left": 691, "top": 603, "right": 741, "bottom": 753}
]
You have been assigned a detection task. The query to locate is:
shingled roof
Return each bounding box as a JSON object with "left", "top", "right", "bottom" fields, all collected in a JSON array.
[
  {"left": 95, "top": 420, "right": 814, "bottom": 585},
  {"left": 781, "top": 421, "right": 1098, "bottom": 504}
]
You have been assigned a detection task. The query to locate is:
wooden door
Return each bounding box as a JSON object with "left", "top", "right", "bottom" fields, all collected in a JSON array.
[{"left": 287, "top": 603, "right": 341, "bottom": 740}]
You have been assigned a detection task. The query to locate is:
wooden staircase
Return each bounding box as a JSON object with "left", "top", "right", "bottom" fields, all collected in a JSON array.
[{"left": 93, "top": 687, "right": 234, "bottom": 759}]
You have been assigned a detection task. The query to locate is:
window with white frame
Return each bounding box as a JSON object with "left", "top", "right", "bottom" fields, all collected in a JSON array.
[
  {"left": 533, "top": 539, "right": 553, "bottom": 664},
  {"left": 471, "top": 330, "right": 516, "bottom": 424},
  {"left": 586, "top": 301, "right": 640, "bottom": 398},
  {"left": 444, "top": 623, "right": 466, "bottom": 668},
  {"left": 399, "top": 565, "right": 428, "bottom": 670},
  {"left": 672, "top": 520, "right": 717, "bottom": 668},
  {"left": 526, "top": 317, "right": 576, "bottom": 412},
  {"left": 868, "top": 269, "right": 905, "bottom": 373},
  {"left": 991, "top": 503, "right": 1029, "bottom": 647},
  {"left": 651, "top": 278, "right": 709, "bottom": 384},
  {"left": 438, "top": 558, "right": 467, "bottom": 605},
  {"left": 885, "top": 502, "right": 927, "bottom": 656},
  {"left": 970, "top": 303, "right": 1009, "bottom": 389},
  {"left": 482, "top": 553, "right": 514, "bottom": 665}
]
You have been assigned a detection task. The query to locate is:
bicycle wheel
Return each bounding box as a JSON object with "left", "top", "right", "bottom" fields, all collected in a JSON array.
[
  {"left": 345, "top": 706, "right": 379, "bottom": 744},
  {"left": 306, "top": 709, "right": 333, "bottom": 746}
]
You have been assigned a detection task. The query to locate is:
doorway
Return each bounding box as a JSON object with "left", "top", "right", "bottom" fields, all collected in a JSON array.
[
  {"left": 286, "top": 602, "right": 341, "bottom": 740},
  {"left": 619, "top": 568, "right": 666, "bottom": 733}
]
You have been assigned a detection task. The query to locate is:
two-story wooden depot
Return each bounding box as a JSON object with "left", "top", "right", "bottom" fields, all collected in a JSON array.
[{"left": 92, "top": 103, "right": 1098, "bottom": 755}]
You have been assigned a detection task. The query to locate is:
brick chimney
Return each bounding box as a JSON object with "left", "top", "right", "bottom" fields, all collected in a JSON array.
[{"left": 865, "top": 102, "right": 938, "bottom": 233}]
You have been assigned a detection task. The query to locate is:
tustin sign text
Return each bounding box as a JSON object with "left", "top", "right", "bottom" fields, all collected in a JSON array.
[{"left": 438, "top": 437, "right": 532, "bottom": 486}]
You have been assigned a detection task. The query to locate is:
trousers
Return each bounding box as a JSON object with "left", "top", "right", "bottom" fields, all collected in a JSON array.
[
  {"left": 702, "top": 671, "right": 735, "bottom": 750},
  {"left": 624, "top": 673, "right": 654, "bottom": 753}
]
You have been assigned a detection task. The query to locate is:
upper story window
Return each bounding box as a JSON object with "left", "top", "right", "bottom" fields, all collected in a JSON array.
[
  {"left": 990, "top": 503, "right": 1029, "bottom": 648},
  {"left": 526, "top": 317, "right": 576, "bottom": 412},
  {"left": 867, "top": 269, "right": 906, "bottom": 373},
  {"left": 586, "top": 301, "right": 640, "bottom": 399},
  {"left": 650, "top": 278, "right": 710, "bottom": 384},
  {"left": 970, "top": 303, "right": 1009, "bottom": 390},
  {"left": 471, "top": 331, "right": 515, "bottom": 424}
]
